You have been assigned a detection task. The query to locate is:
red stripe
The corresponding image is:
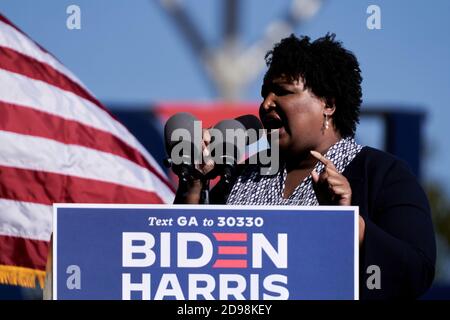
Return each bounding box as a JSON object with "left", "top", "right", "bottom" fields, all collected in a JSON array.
[
  {"left": 218, "top": 246, "right": 247, "bottom": 255},
  {"left": 0, "top": 166, "right": 164, "bottom": 205},
  {"left": 213, "top": 233, "right": 247, "bottom": 241},
  {"left": 0, "top": 45, "right": 108, "bottom": 115},
  {"left": 0, "top": 101, "right": 175, "bottom": 192},
  {"left": 0, "top": 234, "right": 48, "bottom": 271},
  {"left": 154, "top": 102, "right": 259, "bottom": 128},
  {"left": 212, "top": 259, "right": 247, "bottom": 268}
]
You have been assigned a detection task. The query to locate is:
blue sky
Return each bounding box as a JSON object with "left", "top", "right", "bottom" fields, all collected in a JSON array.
[{"left": 1, "top": 0, "right": 450, "bottom": 196}]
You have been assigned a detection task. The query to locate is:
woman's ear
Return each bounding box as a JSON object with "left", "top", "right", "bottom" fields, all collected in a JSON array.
[{"left": 324, "top": 98, "right": 336, "bottom": 116}]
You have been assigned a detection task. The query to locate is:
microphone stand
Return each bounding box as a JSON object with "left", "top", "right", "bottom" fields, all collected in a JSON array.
[
  {"left": 165, "top": 157, "right": 211, "bottom": 204},
  {"left": 199, "top": 177, "right": 210, "bottom": 204},
  {"left": 166, "top": 154, "right": 238, "bottom": 205}
]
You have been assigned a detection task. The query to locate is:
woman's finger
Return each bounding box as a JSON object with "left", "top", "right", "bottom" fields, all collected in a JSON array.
[
  {"left": 311, "top": 170, "right": 320, "bottom": 184},
  {"left": 202, "top": 128, "right": 211, "bottom": 145},
  {"left": 318, "top": 171, "right": 329, "bottom": 184},
  {"left": 325, "top": 166, "right": 340, "bottom": 176},
  {"left": 326, "top": 175, "right": 346, "bottom": 187},
  {"left": 330, "top": 185, "right": 349, "bottom": 195},
  {"left": 310, "top": 150, "right": 337, "bottom": 170}
]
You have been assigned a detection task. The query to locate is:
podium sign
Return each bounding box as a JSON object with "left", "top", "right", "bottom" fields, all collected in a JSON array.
[{"left": 53, "top": 204, "right": 359, "bottom": 300}]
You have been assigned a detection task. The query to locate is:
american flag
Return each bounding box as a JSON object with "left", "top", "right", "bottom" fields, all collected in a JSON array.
[{"left": 0, "top": 13, "right": 174, "bottom": 288}]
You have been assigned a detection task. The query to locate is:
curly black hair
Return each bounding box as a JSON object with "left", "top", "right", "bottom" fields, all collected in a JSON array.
[{"left": 264, "top": 33, "right": 362, "bottom": 138}]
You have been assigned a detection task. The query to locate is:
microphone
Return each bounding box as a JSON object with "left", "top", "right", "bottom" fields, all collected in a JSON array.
[
  {"left": 208, "top": 119, "right": 247, "bottom": 184},
  {"left": 234, "top": 114, "right": 264, "bottom": 145},
  {"left": 164, "top": 113, "right": 263, "bottom": 187},
  {"left": 206, "top": 116, "right": 263, "bottom": 204},
  {"left": 163, "top": 112, "right": 202, "bottom": 183}
]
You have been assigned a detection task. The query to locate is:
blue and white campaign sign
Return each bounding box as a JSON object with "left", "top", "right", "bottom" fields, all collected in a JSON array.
[{"left": 53, "top": 204, "right": 359, "bottom": 300}]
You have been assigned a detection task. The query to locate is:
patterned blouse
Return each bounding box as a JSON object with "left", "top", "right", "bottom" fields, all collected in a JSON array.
[{"left": 226, "top": 137, "right": 363, "bottom": 205}]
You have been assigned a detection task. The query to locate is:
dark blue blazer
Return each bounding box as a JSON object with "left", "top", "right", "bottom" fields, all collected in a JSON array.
[{"left": 343, "top": 146, "right": 436, "bottom": 299}]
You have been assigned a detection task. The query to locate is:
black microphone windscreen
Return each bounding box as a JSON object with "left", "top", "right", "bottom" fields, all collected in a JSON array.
[
  {"left": 213, "top": 119, "right": 247, "bottom": 134},
  {"left": 235, "top": 114, "right": 263, "bottom": 131},
  {"left": 164, "top": 112, "right": 199, "bottom": 152},
  {"left": 212, "top": 119, "right": 247, "bottom": 162},
  {"left": 234, "top": 114, "right": 263, "bottom": 145}
]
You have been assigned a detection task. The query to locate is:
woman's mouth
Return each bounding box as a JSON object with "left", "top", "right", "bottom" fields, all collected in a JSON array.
[{"left": 263, "top": 116, "right": 287, "bottom": 135}]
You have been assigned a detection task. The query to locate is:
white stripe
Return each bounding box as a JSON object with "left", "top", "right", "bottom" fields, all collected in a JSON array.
[
  {"left": 0, "top": 68, "right": 168, "bottom": 180},
  {"left": 0, "top": 20, "right": 87, "bottom": 92},
  {"left": 0, "top": 131, "right": 174, "bottom": 203},
  {"left": 0, "top": 199, "right": 51, "bottom": 241}
]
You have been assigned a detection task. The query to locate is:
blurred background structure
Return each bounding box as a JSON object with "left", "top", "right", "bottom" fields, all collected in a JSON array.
[{"left": 0, "top": 0, "right": 449, "bottom": 299}]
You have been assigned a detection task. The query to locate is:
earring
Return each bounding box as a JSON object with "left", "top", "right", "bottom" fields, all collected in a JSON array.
[{"left": 324, "top": 114, "right": 329, "bottom": 130}]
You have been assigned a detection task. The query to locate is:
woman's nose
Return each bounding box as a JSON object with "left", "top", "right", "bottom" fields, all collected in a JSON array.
[{"left": 262, "top": 93, "right": 276, "bottom": 111}]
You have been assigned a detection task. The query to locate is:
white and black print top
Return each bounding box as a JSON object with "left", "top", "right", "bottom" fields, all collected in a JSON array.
[{"left": 226, "top": 137, "right": 363, "bottom": 206}]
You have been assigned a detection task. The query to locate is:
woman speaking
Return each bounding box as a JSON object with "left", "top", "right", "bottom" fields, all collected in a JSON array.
[{"left": 175, "top": 33, "right": 436, "bottom": 299}]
